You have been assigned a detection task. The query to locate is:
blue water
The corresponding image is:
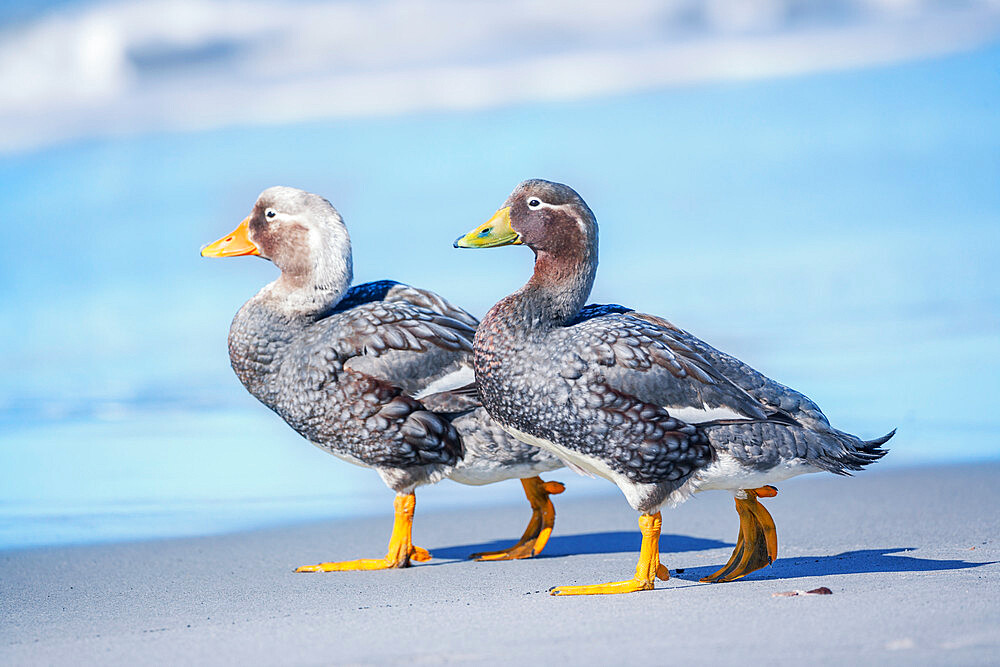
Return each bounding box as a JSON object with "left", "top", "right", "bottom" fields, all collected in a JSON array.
[{"left": 1, "top": 44, "right": 998, "bottom": 551}]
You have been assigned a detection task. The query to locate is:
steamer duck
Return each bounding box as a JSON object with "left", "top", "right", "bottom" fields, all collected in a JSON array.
[
  {"left": 202, "top": 186, "right": 565, "bottom": 571},
  {"left": 454, "top": 179, "right": 892, "bottom": 595}
]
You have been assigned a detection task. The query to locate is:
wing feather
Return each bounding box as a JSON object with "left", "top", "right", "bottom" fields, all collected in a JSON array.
[
  {"left": 630, "top": 312, "right": 832, "bottom": 431},
  {"left": 384, "top": 283, "right": 480, "bottom": 328},
  {"left": 555, "top": 313, "right": 768, "bottom": 423}
]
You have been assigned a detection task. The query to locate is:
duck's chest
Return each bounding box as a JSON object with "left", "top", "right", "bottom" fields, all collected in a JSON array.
[
  {"left": 472, "top": 321, "right": 576, "bottom": 436},
  {"left": 227, "top": 304, "right": 304, "bottom": 407}
]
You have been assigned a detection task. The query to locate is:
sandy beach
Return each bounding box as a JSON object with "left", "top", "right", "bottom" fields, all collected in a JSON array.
[
  {"left": 2, "top": 3, "right": 999, "bottom": 665},
  {"left": 2, "top": 462, "right": 998, "bottom": 665}
]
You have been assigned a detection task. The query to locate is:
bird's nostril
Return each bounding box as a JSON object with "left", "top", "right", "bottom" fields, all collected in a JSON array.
[{"left": 478, "top": 228, "right": 492, "bottom": 237}]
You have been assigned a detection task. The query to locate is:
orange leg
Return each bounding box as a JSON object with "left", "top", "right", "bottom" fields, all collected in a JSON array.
[
  {"left": 471, "top": 476, "right": 565, "bottom": 561},
  {"left": 296, "top": 492, "right": 431, "bottom": 572},
  {"left": 550, "top": 512, "right": 670, "bottom": 596},
  {"left": 700, "top": 486, "right": 778, "bottom": 583}
]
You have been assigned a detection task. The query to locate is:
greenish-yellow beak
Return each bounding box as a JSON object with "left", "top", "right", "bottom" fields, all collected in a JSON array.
[{"left": 453, "top": 207, "right": 522, "bottom": 248}]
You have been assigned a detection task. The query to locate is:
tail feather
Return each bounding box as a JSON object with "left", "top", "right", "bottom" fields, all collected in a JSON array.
[
  {"left": 818, "top": 428, "right": 894, "bottom": 475},
  {"left": 865, "top": 428, "right": 896, "bottom": 448},
  {"left": 702, "top": 422, "right": 894, "bottom": 476}
]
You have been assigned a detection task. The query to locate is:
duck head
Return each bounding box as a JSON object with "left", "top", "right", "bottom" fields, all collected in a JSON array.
[
  {"left": 202, "top": 186, "right": 354, "bottom": 313},
  {"left": 454, "top": 179, "right": 597, "bottom": 257},
  {"left": 455, "top": 179, "right": 599, "bottom": 324}
]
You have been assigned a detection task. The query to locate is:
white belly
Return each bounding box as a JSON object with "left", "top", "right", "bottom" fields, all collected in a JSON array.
[
  {"left": 447, "top": 460, "right": 557, "bottom": 486},
  {"left": 694, "top": 452, "right": 822, "bottom": 493},
  {"left": 500, "top": 426, "right": 825, "bottom": 511}
]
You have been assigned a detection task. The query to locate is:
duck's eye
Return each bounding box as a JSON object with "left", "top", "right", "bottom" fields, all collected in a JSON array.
[
  {"left": 527, "top": 198, "right": 542, "bottom": 209},
  {"left": 265, "top": 208, "right": 277, "bottom": 219}
]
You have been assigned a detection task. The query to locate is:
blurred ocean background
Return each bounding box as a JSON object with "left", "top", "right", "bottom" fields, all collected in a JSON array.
[{"left": 1, "top": 0, "right": 998, "bottom": 551}]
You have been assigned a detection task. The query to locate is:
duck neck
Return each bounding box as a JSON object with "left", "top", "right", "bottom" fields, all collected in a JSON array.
[
  {"left": 496, "top": 245, "right": 597, "bottom": 333},
  {"left": 258, "top": 245, "right": 353, "bottom": 320}
]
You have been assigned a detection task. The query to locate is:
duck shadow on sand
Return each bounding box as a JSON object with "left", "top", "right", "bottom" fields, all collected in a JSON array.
[
  {"left": 432, "top": 531, "right": 729, "bottom": 560},
  {"left": 433, "top": 535, "right": 993, "bottom": 582},
  {"left": 673, "top": 547, "right": 995, "bottom": 583}
]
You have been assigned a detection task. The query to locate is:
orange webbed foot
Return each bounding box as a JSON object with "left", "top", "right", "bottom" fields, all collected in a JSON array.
[
  {"left": 471, "top": 477, "right": 565, "bottom": 561},
  {"left": 701, "top": 486, "right": 778, "bottom": 583},
  {"left": 296, "top": 491, "right": 431, "bottom": 572},
  {"left": 550, "top": 512, "right": 668, "bottom": 596}
]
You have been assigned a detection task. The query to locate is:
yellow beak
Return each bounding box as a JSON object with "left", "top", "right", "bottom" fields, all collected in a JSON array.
[
  {"left": 453, "top": 207, "right": 522, "bottom": 248},
  {"left": 201, "top": 217, "right": 261, "bottom": 257}
]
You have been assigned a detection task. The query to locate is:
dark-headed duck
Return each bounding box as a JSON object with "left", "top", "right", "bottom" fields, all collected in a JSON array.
[{"left": 455, "top": 179, "right": 892, "bottom": 595}]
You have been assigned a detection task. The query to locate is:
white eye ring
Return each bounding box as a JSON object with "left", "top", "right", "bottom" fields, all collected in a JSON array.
[
  {"left": 527, "top": 197, "right": 543, "bottom": 209},
  {"left": 265, "top": 208, "right": 277, "bottom": 219}
]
